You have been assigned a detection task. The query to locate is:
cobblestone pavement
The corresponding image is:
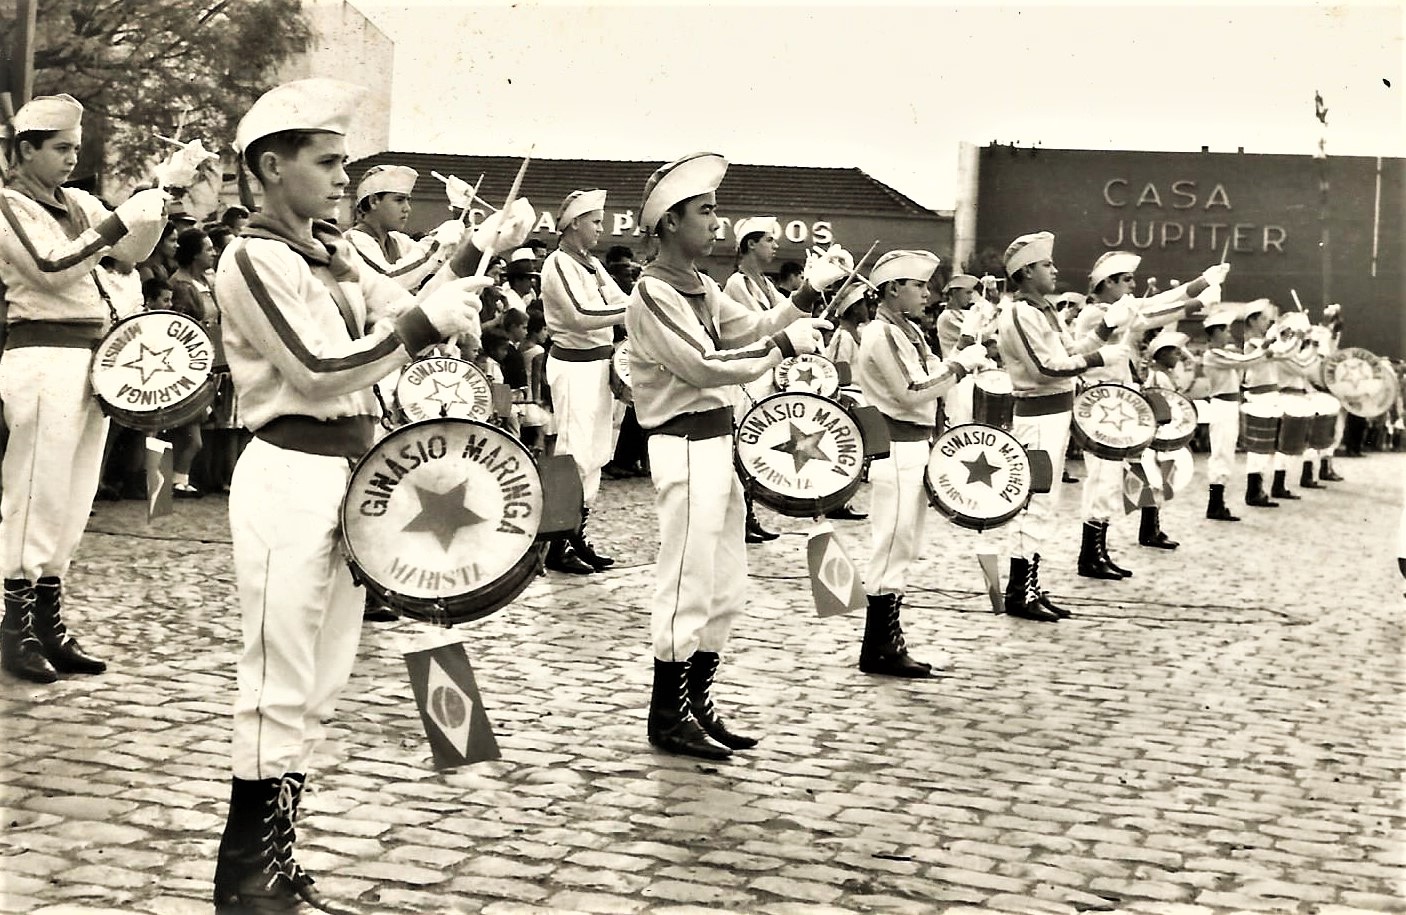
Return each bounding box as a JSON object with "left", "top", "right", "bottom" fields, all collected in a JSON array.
[{"left": 1, "top": 450, "right": 1403, "bottom": 915}]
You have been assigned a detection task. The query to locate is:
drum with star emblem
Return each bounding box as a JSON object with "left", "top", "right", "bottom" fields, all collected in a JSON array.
[
  {"left": 735, "top": 391, "right": 868, "bottom": 516},
  {"left": 341, "top": 417, "right": 546, "bottom": 624},
  {"left": 774, "top": 353, "right": 841, "bottom": 399},
  {"left": 1324, "top": 348, "right": 1396, "bottom": 418},
  {"left": 1070, "top": 383, "right": 1158, "bottom": 460},
  {"left": 924, "top": 423, "right": 1034, "bottom": 530},
  {"left": 1144, "top": 387, "right": 1198, "bottom": 452},
  {"left": 89, "top": 310, "right": 216, "bottom": 433},
  {"left": 393, "top": 356, "right": 495, "bottom": 425}
]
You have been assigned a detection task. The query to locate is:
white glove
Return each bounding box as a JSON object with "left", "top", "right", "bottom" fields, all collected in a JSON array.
[
  {"left": 152, "top": 139, "right": 219, "bottom": 188},
  {"left": 1102, "top": 295, "right": 1136, "bottom": 329},
  {"left": 1095, "top": 343, "right": 1133, "bottom": 367},
  {"left": 777, "top": 317, "right": 833, "bottom": 357},
  {"left": 418, "top": 276, "right": 494, "bottom": 338},
  {"left": 1200, "top": 263, "right": 1231, "bottom": 287},
  {"left": 952, "top": 343, "right": 988, "bottom": 371},
  {"left": 958, "top": 300, "right": 995, "bottom": 340},
  {"left": 1268, "top": 332, "right": 1300, "bottom": 356},
  {"left": 1198, "top": 283, "right": 1223, "bottom": 307},
  {"left": 802, "top": 251, "right": 848, "bottom": 291},
  {"left": 429, "top": 219, "right": 466, "bottom": 249},
  {"left": 443, "top": 174, "right": 475, "bottom": 210},
  {"left": 817, "top": 243, "right": 854, "bottom": 271},
  {"left": 115, "top": 188, "right": 172, "bottom": 227},
  {"left": 471, "top": 197, "right": 536, "bottom": 257}
]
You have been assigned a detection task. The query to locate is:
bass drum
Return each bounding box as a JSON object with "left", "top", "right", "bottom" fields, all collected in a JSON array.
[
  {"left": 1071, "top": 383, "right": 1158, "bottom": 460},
  {"left": 1324, "top": 347, "right": 1396, "bottom": 418},
  {"left": 735, "top": 391, "right": 868, "bottom": 517},
  {"left": 925, "top": 423, "right": 1033, "bottom": 531},
  {"left": 341, "top": 418, "right": 545, "bottom": 625},
  {"left": 393, "top": 356, "right": 495, "bottom": 425},
  {"left": 774, "top": 353, "right": 841, "bottom": 399},
  {"left": 89, "top": 310, "right": 216, "bottom": 433},
  {"left": 1145, "top": 387, "right": 1198, "bottom": 451}
]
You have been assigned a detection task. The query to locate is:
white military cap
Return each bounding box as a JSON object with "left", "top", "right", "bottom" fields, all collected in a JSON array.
[
  {"left": 557, "top": 189, "right": 607, "bottom": 227},
  {"left": 733, "top": 216, "right": 782, "bottom": 251},
  {"left": 943, "top": 274, "right": 979, "bottom": 293},
  {"left": 1089, "top": 251, "right": 1142, "bottom": 289},
  {"left": 1278, "top": 311, "right": 1311, "bottom": 334},
  {"left": 356, "top": 165, "right": 417, "bottom": 203},
  {"left": 834, "top": 282, "right": 870, "bottom": 317},
  {"left": 1003, "top": 231, "right": 1054, "bottom": 276},
  {"left": 1242, "top": 298, "right": 1274, "bottom": 321},
  {"left": 640, "top": 152, "right": 728, "bottom": 234},
  {"left": 234, "top": 78, "right": 367, "bottom": 154},
  {"left": 13, "top": 94, "right": 83, "bottom": 133},
  {"left": 1202, "top": 307, "right": 1239, "bottom": 330},
  {"left": 509, "top": 247, "right": 536, "bottom": 263},
  {"left": 1055, "top": 291, "right": 1088, "bottom": 308},
  {"left": 1148, "top": 330, "right": 1190, "bottom": 355},
  {"left": 870, "top": 250, "right": 941, "bottom": 287}
]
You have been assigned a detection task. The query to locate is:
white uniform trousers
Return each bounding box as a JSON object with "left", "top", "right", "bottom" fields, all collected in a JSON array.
[
  {"left": 647, "top": 432, "right": 747, "bottom": 661},
  {"left": 228, "top": 437, "right": 363, "bottom": 780},
  {"left": 865, "top": 438, "right": 930, "bottom": 596},
  {"left": 546, "top": 355, "right": 614, "bottom": 504},
  {"left": 0, "top": 347, "right": 108, "bottom": 580},
  {"left": 944, "top": 376, "right": 975, "bottom": 429},
  {"left": 1079, "top": 454, "right": 1124, "bottom": 523},
  {"left": 1205, "top": 398, "right": 1240, "bottom": 486},
  {"left": 1009, "top": 409, "right": 1071, "bottom": 558}
]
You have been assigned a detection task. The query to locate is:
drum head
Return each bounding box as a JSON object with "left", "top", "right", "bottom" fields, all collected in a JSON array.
[
  {"left": 925, "top": 423, "right": 1032, "bottom": 531},
  {"left": 774, "top": 354, "right": 841, "bottom": 398},
  {"left": 1146, "top": 387, "right": 1198, "bottom": 451},
  {"left": 1324, "top": 347, "right": 1395, "bottom": 418},
  {"left": 735, "top": 391, "right": 866, "bottom": 517},
  {"left": 342, "top": 418, "right": 544, "bottom": 625},
  {"left": 90, "top": 310, "right": 215, "bottom": 433},
  {"left": 611, "top": 340, "right": 632, "bottom": 389},
  {"left": 1072, "top": 383, "right": 1157, "bottom": 459},
  {"left": 394, "top": 357, "right": 494, "bottom": 424}
]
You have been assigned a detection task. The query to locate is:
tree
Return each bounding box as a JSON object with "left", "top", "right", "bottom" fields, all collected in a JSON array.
[{"left": 2, "top": 0, "right": 312, "bottom": 184}]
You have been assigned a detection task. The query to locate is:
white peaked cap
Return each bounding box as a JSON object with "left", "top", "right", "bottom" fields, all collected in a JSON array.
[
  {"left": 1147, "top": 330, "right": 1190, "bottom": 355},
  {"left": 640, "top": 152, "right": 728, "bottom": 233},
  {"left": 870, "top": 250, "right": 941, "bottom": 287},
  {"left": 1004, "top": 231, "right": 1054, "bottom": 275},
  {"left": 558, "top": 189, "right": 607, "bottom": 227},
  {"left": 943, "top": 274, "right": 979, "bottom": 292},
  {"left": 733, "top": 216, "right": 782, "bottom": 251},
  {"left": 234, "top": 78, "right": 368, "bottom": 154},
  {"left": 356, "top": 165, "right": 417, "bottom": 203},
  {"left": 1202, "top": 307, "right": 1239, "bottom": 330},
  {"left": 1089, "top": 251, "right": 1142, "bottom": 289},
  {"left": 13, "top": 94, "right": 83, "bottom": 133}
]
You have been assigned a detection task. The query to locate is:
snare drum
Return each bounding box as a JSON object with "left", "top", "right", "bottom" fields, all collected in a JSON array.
[
  {"left": 1238, "top": 398, "right": 1280, "bottom": 454},
  {"left": 1070, "top": 383, "right": 1157, "bottom": 460},
  {"left": 1276, "top": 393, "right": 1314, "bottom": 456},
  {"left": 924, "top": 423, "right": 1033, "bottom": 531},
  {"left": 341, "top": 418, "right": 546, "bottom": 625},
  {"left": 1145, "top": 387, "right": 1198, "bottom": 452},
  {"left": 971, "top": 370, "right": 1014, "bottom": 430},
  {"left": 393, "top": 356, "right": 495, "bottom": 425},
  {"left": 734, "top": 391, "right": 868, "bottom": 517},
  {"left": 774, "top": 353, "right": 841, "bottom": 399},
  {"left": 610, "top": 339, "right": 631, "bottom": 393},
  {"left": 89, "top": 310, "right": 216, "bottom": 433},
  {"left": 1307, "top": 391, "right": 1340, "bottom": 451}
]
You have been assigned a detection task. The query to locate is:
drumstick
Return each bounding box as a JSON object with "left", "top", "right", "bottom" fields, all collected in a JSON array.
[
  {"left": 820, "top": 240, "right": 880, "bottom": 320},
  {"left": 472, "top": 148, "right": 533, "bottom": 279},
  {"left": 432, "top": 170, "right": 499, "bottom": 214},
  {"left": 1290, "top": 288, "right": 1306, "bottom": 311},
  {"left": 459, "top": 173, "right": 485, "bottom": 224},
  {"left": 1218, "top": 235, "right": 1231, "bottom": 266}
]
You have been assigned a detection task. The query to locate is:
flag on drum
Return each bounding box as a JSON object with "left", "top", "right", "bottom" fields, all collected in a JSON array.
[
  {"left": 405, "top": 641, "right": 501, "bottom": 769},
  {"left": 807, "top": 522, "right": 865, "bottom": 617},
  {"left": 1122, "top": 463, "right": 1164, "bottom": 514},
  {"left": 144, "top": 437, "right": 174, "bottom": 522}
]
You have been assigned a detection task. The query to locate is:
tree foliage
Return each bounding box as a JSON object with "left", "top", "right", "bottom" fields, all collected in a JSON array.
[{"left": 2, "top": 0, "right": 312, "bottom": 182}]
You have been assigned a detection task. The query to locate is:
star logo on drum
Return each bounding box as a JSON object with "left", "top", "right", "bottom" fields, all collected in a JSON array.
[
  {"left": 403, "top": 481, "right": 488, "bottom": 550},
  {"left": 1332, "top": 359, "right": 1374, "bottom": 397},
  {"left": 120, "top": 342, "right": 176, "bottom": 385},
  {"left": 1098, "top": 399, "right": 1139, "bottom": 431},
  {"left": 962, "top": 451, "right": 999, "bottom": 487},
  {"left": 792, "top": 365, "right": 817, "bottom": 387},
  {"left": 771, "top": 422, "right": 829, "bottom": 473},
  {"left": 423, "top": 378, "right": 469, "bottom": 410}
]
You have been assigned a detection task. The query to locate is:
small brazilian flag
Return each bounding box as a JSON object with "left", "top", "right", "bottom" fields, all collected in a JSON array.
[
  {"left": 405, "top": 641, "right": 500, "bottom": 770},
  {"left": 807, "top": 522, "right": 866, "bottom": 617}
]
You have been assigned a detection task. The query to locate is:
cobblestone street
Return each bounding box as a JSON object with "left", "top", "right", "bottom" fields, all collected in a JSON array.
[{"left": 2, "top": 451, "right": 1403, "bottom": 915}]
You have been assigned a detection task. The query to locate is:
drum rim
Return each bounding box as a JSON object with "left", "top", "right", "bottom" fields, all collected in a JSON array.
[
  {"left": 1072, "top": 382, "right": 1157, "bottom": 458},
  {"left": 773, "top": 353, "right": 841, "bottom": 399},
  {"left": 90, "top": 310, "right": 217, "bottom": 432},
  {"left": 735, "top": 389, "right": 867, "bottom": 518},
  {"left": 340, "top": 416, "right": 543, "bottom": 622},
  {"left": 392, "top": 355, "right": 495, "bottom": 424},
  {"left": 924, "top": 421, "right": 1031, "bottom": 530},
  {"left": 1144, "top": 387, "right": 1198, "bottom": 451}
]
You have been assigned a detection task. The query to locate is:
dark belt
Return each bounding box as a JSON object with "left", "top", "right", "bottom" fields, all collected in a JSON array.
[
  {"left": 4, "top": 320, "right": 104, "bottom": 350},
  {"left": 647, "top": 406, "right": 733, "bottom": 441},
  {"left": 1013, "top": 390, "right": 1075, "bottom": 417},
  {"left": 549, "top": 344, "right": 614, "bottom": 363},
  {"left": 255, "top": 415, "right": 374, "bottom": 459},
  {"left": 1244, "top": 384, "right": 1276, "bottom": 395},
  {"left": 880, "top": 415, "right": 933, "bottom": 442},
  {"left": 1212, "top": 392, "right": 1242, "bottom": 402}
]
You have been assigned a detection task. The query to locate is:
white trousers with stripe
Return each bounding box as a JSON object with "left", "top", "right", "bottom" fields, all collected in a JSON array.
[
  {"left": 648, "top": 433, "right": 747, "bottom": 661},
  {"left": 546, "top": 356, "right": 614, "bottom": 505},
  {"left": 1080, "top": 454, "right": 1124, "bottom": 524},
  {"left": 0, "top": 347, "right": 108, "bottom": 580},
  {"left": 228, "top": 437, "right": 362, "bottom": 780},
  {"left": 1206, "top": 398, "right": 1241, "bottom": 486},
  {"left": 866, "top": 439, "right": 930, "bottom": 596},
  {"left": 1009, "top": 410, "right": 1071, "bottom": 558}
]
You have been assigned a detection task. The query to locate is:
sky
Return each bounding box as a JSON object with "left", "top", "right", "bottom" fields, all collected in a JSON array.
[{"left": 352, "top": 1, "right": 1404, "bottom": 210}]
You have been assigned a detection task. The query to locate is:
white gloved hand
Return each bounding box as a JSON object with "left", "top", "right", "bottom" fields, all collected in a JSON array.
[
  {"left": 958, "top": 299, "right": 997, "bottom": 339},
  {"left": 952, "top": 342, "right": 989, "bottom": 371},
  {"left": 777, "top": 317, "right": 833, "bottom": 356},
  {"left": 152, "top": 139, "right": 219, "bottom": 188},
  {"left": 1198, "top": 283, "right": 1223, "bottom": 307},
  {"left": 115, "top": 188, "right": 173, "bottom": 227},
  {"left": 429, "top": 219, "right": 466, "bottom": 249},
  {"left": 802, "top": 250, "right": 848, "bottom": 291},
  {"left": 1095, "top": 343, "right": 1134, "bottom": 367},
  {"left": 817, "top": 243, "right": 854, "bottom": 271},
  {"left": 1200, "top": 263, "right": 1231, "bottom": 287},
  {"left": 443, "top": 174, "right": 475, "bottom": 210},
  {"left": 1268, "top": 333, "right": 1300, "bottom": 356},
  {"left": 471, "top": 197, "right": 536, "bottom": 257},
  {"left": 418, "top": 276, "right": 495, "bottom": 337},
  {"left": 1102, "top": 295, "right": 1136, "bottom": 329}
]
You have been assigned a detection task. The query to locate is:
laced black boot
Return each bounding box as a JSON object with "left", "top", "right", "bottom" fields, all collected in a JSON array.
[
  {"left": 1004, "top": 558, "right": 1060, "bottom": 622},
  {"left": 647, "top": 659, "right": 731, "bottom": 760},
  {"left": 2, "top": 579, "right": 57, "bottom": 684},
  {"left": 1270, "top": 469, "right": 1299, "bottom": 500},
  {"left": 1319, "top": 457, "right": 1344, "bottom": 482},
  {"left": 1138, "top": 507, "right": 1178, "bottom": 549},
  {"left": 1096, "top": 520, "right": 1135, "bottom": 575},
  {"left": 686, "top": 651, "right": 759, "bottom": 748},
  {"left": 213, "top": 776, "right": 303, "bottom": 913},
  {"left": 1077, "top": 522, "right": 1122, "bottom": 580},
  {"left": 858, "top": 593, "right": 934, "bottom": 678},
  {"left": 544, "top": 537, "right": 594, "bottom": 575},
  {"left": 1299, "top": 460, "right": 1322, "bottom": 489},
  {"left": 568, "top": 507, "right": 615, "bottom": 570},
  {"left": 1245, "top": 473, "right": 1278, "bottom": 507},
  {"left": 1029, "top": 553, "right": 1071, "bottom": 618},
  {"left": 30, "top": 577, "right": 107, "bottom": 674},
  {"left": 744, "top": 494, "right": 778, "bottom": 543},
  {"left": 1206, "top": 484, "right": 1240, "bottom": 521}
]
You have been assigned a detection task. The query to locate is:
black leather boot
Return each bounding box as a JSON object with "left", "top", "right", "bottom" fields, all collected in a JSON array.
[
  {"left": 1206, "top": 484, "right": 1240, "bottom": 521},
  {"left": 1299, "top": 460, "right": 1322, "bottom": 489},
  {"left": 1078, "top": 522, "right": 1122, "bottom": 580},
  {"left": 1245, "top": 473, "right": 1278, "bottom": 507},
  {"left": 744, "top": 494, "right": 779, "bottom": 543},
  {"left": 1138, "top": 507, "right": 1178, "bottom": 549},
  {"left": 1004, "top": 558, "right": 1060, "bottom": 622},
  {"left": 568, "top": 507, "right": 615, "bottom": 570},
  {"left": 647, "top": 659, "right": 731, "bottom": 760},
  {"left": 1319, "top": 458, "right": 1344, "bottom": 482},
  {"left": 544, "top": 537, "right": 595, "bottom": 575},
  {"left": 30, "top": 578, "right": 107, "bottom": 674},
  {"left": 363, "top": 589, "right": 399, "bottom": 623},
  {"left": 213, "top": 775, "right": 315, "bottom": 913},
  {"left": 858, "top": 593, "right": 934, "bottom": 678},
  {"left": 1096, "top": 520, "right": 1135, "bottom": 575},
  {"left": 686, "top": 651, "right": 758, "bottom": 749},
  {"left": 1029, "top": 553, "right": 1071, "bottom": 618},
  {"left": 1271, "top": 469, "right": 1299, "bottom": 499},
  {"left": 824, "top": 504, "right": 868, "bottom": 521},
  {"left": 1, "top": 580, "right": 57, "bottom": 684}
]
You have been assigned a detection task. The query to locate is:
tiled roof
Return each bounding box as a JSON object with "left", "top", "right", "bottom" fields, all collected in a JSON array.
[{"left": 348, "top": 153, "right": 934, "bottom": 218}]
